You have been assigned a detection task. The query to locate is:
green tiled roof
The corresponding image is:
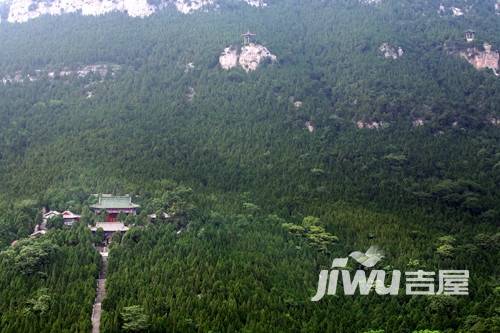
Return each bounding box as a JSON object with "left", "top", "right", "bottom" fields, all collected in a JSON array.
[{"left": 90, "top": 194, "right": 140, "bottom": 209}]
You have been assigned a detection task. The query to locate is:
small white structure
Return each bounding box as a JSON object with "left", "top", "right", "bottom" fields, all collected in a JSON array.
[
  {"left": 293, "top": 101, "right": 303, "bottom": 109},
  {"left": 148, "top": 212, "right": 172, "bottom": 222}
]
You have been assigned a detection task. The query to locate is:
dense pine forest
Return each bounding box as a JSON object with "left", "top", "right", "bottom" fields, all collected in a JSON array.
[{"left": 0, "top": 0, "right": 499, "bottom": 332}]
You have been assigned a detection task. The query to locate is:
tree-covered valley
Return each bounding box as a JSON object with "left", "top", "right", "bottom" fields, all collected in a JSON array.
[{"left": 0, "top": 0, "right": 499, "bottom": 332}]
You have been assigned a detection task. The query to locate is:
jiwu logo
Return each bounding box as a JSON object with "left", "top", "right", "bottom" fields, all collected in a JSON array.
[
  {"left": 311, "top": 246, "right": 469, "bottom": 301},
  {"left": 312, "top": 246, "right": 400, "bottom": 301}
]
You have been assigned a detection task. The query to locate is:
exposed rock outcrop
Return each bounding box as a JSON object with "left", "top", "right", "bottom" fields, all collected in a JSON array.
[
  {"left": 1, "top": 64, "right": 120, "bottom": 84},
  {"left": 379, "top": 43, "right": 404, "bottom": 60},
  {"left": 451, "top": 6, "right": 464, "bottom": 16},
  {"left": 489, "top": 117, "right": 500, "bottom": 127},
  {"left": 219, "top": 47, "right": 239, "bottom": 70},
  {"left": 186, "top": 86, "right": 196, "bottom": 102},
  {"left": 184, "top": 62, "right": 195, "bottom": 73},
  {"left": 438, "top": 4, "right": 470, "bottom": 17},
  {"left": 219, "top": 43, "right": 276, "bottom": 72},
  {"left": 243, "top": 0, "right": 267, "bottom": 7},
  {"left": 174, "top": 0, "right": 214, "bottom": 14},
  {"left": 305, "top": 121, "right": 315, "bottom": 133},
  {"left": 412, "top": 118, "right": 425, "bottom": 127},
  {"left": 2, "top": 0, "right": 267, "bottom": 23},
  {"left": 460, "top": 43, "right": 499, "bottom": 76},
  {"left": 356, "top": 121, "right": 387, "bottom": 129},
  {"left": 238, "top": 44, "right": 277, "bottom": 72},
  {"left": 7, "top": 0, "right": 155, "bottom": 22}
]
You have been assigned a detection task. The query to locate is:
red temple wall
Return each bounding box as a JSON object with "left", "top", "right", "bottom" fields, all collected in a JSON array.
[{"left": 106, "top": 213, "right": 118, "bottom": 222}]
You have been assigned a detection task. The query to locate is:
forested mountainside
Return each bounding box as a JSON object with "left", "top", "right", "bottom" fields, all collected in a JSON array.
[{"left": 0, "top": 0, "right": 499, "bottom": 332}]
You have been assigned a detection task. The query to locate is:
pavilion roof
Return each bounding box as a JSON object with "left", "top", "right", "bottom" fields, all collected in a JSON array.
[
  {"left": 90, "top": 222, "right": 129, "bottom": 232},
  {"left": 43, "top": 211, "right": 61, "bottom": 218},
  {"left": 61, "top": 211, "right": 81, "bottom": 219},
  {"left": 90, "top": 194, "right": 140, "bottom": 209}
]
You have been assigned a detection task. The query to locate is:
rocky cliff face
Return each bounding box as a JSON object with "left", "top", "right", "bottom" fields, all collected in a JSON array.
[
  {"left": 460, "top": 43, "right": 500, "bottom": 76},
  {"left": 7, "top": 0, "right": 155, "bottom": 22},
  {"left": 219, "top": 43, "right": 276, "bottom": 72},
  {"left": 174, "top": 0, "right": 214, "bottom": 14},
  {"left": 1, "top": 63, "right": 120, "bottom": 84},
  {"left": 219, "top": 47, "right": 239, "bottom": 70},
  {"left": 1, "top": 0, "right": 266, "bottom": 23},
  {"left": 238, "top": 44, "right": 277, "bottom": 72}
]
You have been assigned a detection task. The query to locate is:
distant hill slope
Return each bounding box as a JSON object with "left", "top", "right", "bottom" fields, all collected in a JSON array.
[
  {"left": 0, "top": 0, "right": 498, "bottom": 211},
  {"left": 0, "top": 2, "right": 498, "bottom": 226},
  {"left": 0, "top": 2, "right": 499, "bottom": 332}
]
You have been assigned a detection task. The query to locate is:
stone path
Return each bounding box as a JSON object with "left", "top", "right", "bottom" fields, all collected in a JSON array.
[{"left": 91, "top": 247, "right": 108, "bottom": 333}]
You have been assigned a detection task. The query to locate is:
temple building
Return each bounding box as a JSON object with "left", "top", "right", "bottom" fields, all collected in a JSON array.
[
  {"left": 43, "top": 210, "right": 61, "bottom": 222},
  {"left": 61, "top": 211, "right": 81, "bottom": 226},
  {"left": 42, "top": 210, "right": 80, "bottom": 227},
  {"left": 89, "top": 194, "right": 139, "bottom": 243},
  {"left": 90, "top": 194, "right": 140, "bottom": 222}
]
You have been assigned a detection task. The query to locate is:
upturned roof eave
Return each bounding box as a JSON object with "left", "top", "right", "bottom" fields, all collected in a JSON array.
[{"left": 90, "top": 204, "right": 140, "bottom": 209}]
